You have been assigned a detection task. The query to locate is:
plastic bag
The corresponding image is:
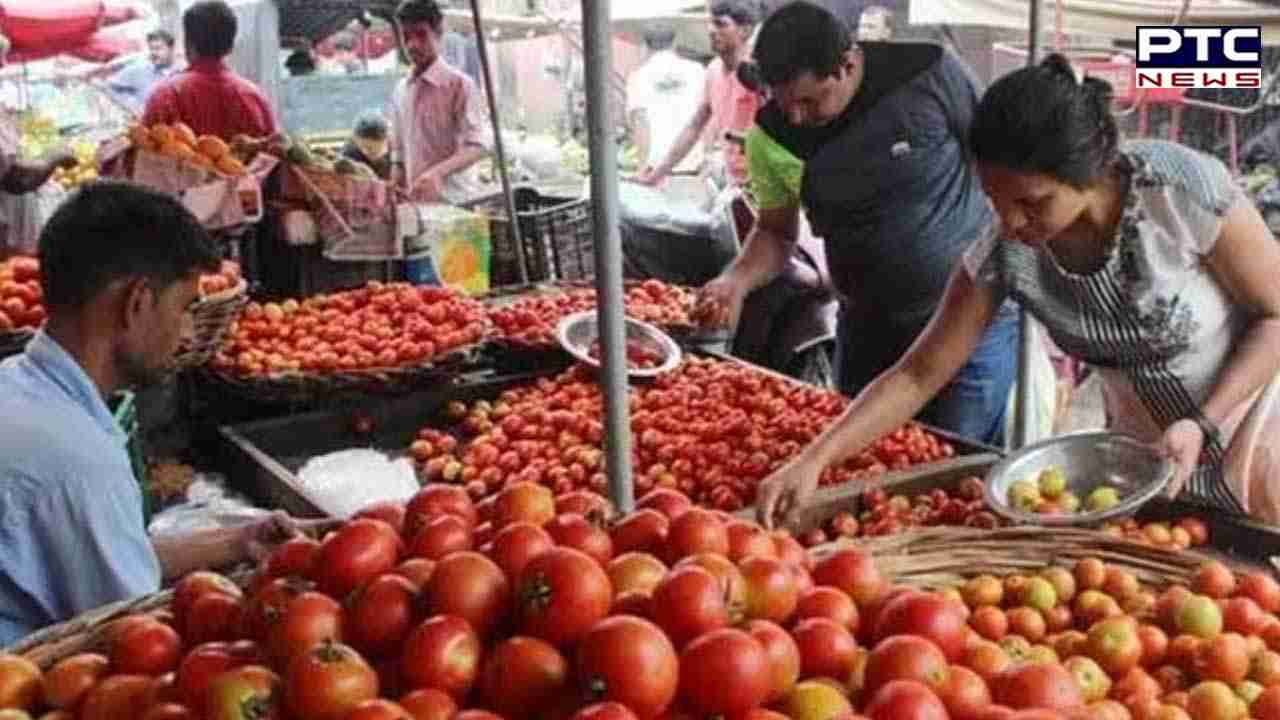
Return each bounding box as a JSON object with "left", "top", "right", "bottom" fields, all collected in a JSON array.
[
  {"left": 297, "top": 448, "right": 421, "bottom": 519},
  {"left": 147, "top": 473, "right": 270, "bottom": 537}
]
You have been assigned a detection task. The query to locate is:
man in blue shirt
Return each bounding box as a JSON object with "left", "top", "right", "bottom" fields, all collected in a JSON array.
[
  {"left": 0, "top": 182, "right": 296, "bottom": 644},
  {"left": 106, "top": 30, "right": 179, "bottom": 114}
]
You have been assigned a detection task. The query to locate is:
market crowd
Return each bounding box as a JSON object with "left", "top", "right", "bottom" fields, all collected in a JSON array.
[{"left": 0, "top": 0, "right": 1278, "bottom": 646}]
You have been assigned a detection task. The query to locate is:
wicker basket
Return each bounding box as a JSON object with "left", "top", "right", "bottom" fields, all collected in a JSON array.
[
  {"left": 0, "top": 328, "right": 34, "bottom": 361},
  {"left": 173, "top": 279, "right": 250, "bottom": 369},
  {"left": 809, "top": 525, "right": 1234, "bottom": 592}
]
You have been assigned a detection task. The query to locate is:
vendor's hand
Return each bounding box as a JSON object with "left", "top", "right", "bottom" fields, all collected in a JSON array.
[
  {"left": 693, "top": 272, "right": 748, "bottom": 331},
  {"left": 635, "top": 165, "right": 666, "bottom": 187},
  {"left": 239, "top": 510, "right": 305, "bottom": 564},
  {"left": 412, "top": 169, "right": 445, "bottom": 201},
  {"left": 1160, "top": 418, "right": 1204, "bottom": 499},
  {"left": 756, "top": 455, "right": 823, "bottom": 530}
]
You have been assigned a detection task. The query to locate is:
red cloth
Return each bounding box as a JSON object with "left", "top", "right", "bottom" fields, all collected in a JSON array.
[{"left": 142, "top": 58, "right": 277, "bottom": 139}]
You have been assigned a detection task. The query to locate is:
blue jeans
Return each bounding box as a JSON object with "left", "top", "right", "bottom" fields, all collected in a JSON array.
[{"left": 834, "top": 303, "right": 1019, "bottom": 448}]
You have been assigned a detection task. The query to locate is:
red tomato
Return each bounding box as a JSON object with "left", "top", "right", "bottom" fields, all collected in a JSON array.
[
  {"left": 811, "top": 548, "right": 886, "bottom": 609},
  {"left": 743, "top": 620, "right": 802, "bottom": 704},
  {"left": 81, "top": 675, "right": 159, "bottom": 720},
  {"left": 185, "top": 592, "right": 246, "bottom": 646},
  {"left": 863, "top": 635, "right": 949, "bottom": 697},
  {"left": 491, "top": 482, "right": 555, "bottom": 529},
  {"left": 423, "top": 551, "right": 510, "bottom": 638},
  {"left": 873, "top": 591, "right": 969, "bottom": 662},
  {"left": 346, "top": 574, "right": 419, "bottom": 659},
  {"left": 111, "top": 617, "right": 182, "bottom": 676},
  {"left": 725, "top": 521, "right": 778, "bottom": 562},
  {"left": 649, "top": 565, "right": 729, "bottom": 648},
  {"left": 405, "top": 485, "right": 478, "bottom": 536},
  {"left": 139, "top": 703, "right": 196, "bottom": 720},
  {"left": 392, "top": 559, "right": 436, "bottom": 591},
  {"left": 739, "top": 556, "right": 798, "bottom": 624},
  {"left": 266, "top": 591, "right": 344, "bottom": 669},
  {"left": 489, "top": 522, "right": 555, "bottom": 581},
  {"left": 795, "top": 587, "right": 860, "bottom": 633},
  {"left": 478, "top": 636, "right": 569, "bottom": 717},
  {"left": 313, "top": 519, "right": 403, "bottom": 598},
  {"left": 397, "top": 688, "right": 457, "bottom": 720},
  {"left": 545, "top": 513, "right": 614, "bottom": 566},
  {"left": 42, "top": 652, "right": 109, "bottom": 711},
  {"left": 407, "top": 515, "right": 473, "bottom": 561},
  {"left": 284, "top": 642, "right": 378, "bottom": 720},
  {"left": 636, "top": 489, "right": 692, "bottom": 520},
  {"left": 570, "top": 703, "right": 640, "bottom": 720},
  {"left": 556, "top": 490, "right": 612, "bottom": 519},
  {"left": 991, "top": 662, "right": 1083, "bottom": 711},
  {"left": 515, "top": 547, "right": 612, "bottom": 648},
  {"left": 663, "top": 509, "right": 729, "bottom": 564},
  {"left": 792, "top": 617, "right": 859, "bottom": 680},
  {"left": 576, "top": 615, "right": 679, "bottom": 720},
  {"left": 606, "top": 553, "right": 668, "bottom": 597},
  {"left": 678, "top": 629, "right": 772, "bottom": 717},
  {"left": 172, "top": 572, "right": 242, "bottom": 637},
  {"left": 176, "top": 643, "right": 240, "bottom": 709},
  {"left": 864, "top": 680, "right": 949, "bottom": 720},
  {"left": 937, "top": 665, "right": 993, "bottom": 720},
  {"left": 344, "top": 699, "right": 413, "bottom": 720},
  {"left": 610, "top": 511, "right": 670, "bottom": 556},
  {"left": 244, "top": 577, "right": 310, "bottom": 642},
  {"left": 261, "top": 537, "right": 321, "bottom": 579},
  {"left": 354, "top": 501, "right": 408, "bottom": 535},
  {"left": 399, "top": 615, "right": 481, "bottom": 698}
]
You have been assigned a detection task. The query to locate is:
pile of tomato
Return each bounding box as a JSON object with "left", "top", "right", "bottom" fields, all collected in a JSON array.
[
  {"left": 198, "top": 262, "right": 243, "bottom": 298},
  {"left": 585, "top": 340, "right": 666, "bottom": 370},
  {"left": 0, "top": 256, "right": 45, "bottom": 331},
  {"left": 408, "top": 358, "right": 955, "bottom": 512},
  {"left": 210, "top": 282, "right": 489, "bottom": 377},
  {"left": 487, "top": 281, "right": 695, "bottom": 347}
]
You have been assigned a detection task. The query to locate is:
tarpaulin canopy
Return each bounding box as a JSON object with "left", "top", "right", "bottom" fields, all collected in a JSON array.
[
  {"left": 909, "top": 0, "right": 1280, "bottom": 44},
  {"left": 2, "top": 0, "right": 153, "bottom": 64}
]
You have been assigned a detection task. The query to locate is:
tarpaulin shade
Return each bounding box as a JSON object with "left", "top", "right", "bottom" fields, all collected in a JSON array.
[{"left": 2, "top": 0, "right": 149, "bottom": 64}]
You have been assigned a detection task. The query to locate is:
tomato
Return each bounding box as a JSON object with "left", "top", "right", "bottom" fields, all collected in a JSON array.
[
  {"left": 139, "top": 704, "right": 195, "bottom": 720},
  {"left": 649, "top": 564, "right": 729, "bottom": 648},
  {"left": 408, "top": 514, "right": 473, "bottom": 561},
  {"left": 610, "top": 511, "right": 670, "bottom": 556},
  {"left": 492, "top": 482, "right": 555, "bottom": 529},
  {"left": 313, "top": 518, "right": 403, "bottom": 598},
  {"left": 743, "top": 620, "right": 802, "bottom": 704},
  {"left": 489, "top": 522, "right": 555, "bottom": 581},
  {"left": 42, "top": 652, "right": 108, "bottom": 711},
  {"left": 453, "top": 712, "right": 504, "bottom": 720},
  {"left": 556, "top": 490, "right": 612, "bottom": 520},
  {"left": 607, "top": 553, "right": 667, "bottom": 597},
  {"left": 424, "top": 551, "right": 510, "bottom": 638},
  {"left": 636, "top": 489, "right": 691, "bottom": 520},
  {"left": 576, "top": 615, "right": 679, "bottom": 720},
  {"left": 244, "top": 577, "right": 310, "bottom": 642},
  {"left": 111, "top": 617, "right": 182, "bottom": 675},
  {"left": 347, "top": 573, "right": 419, "bottom": 659},
  {"left": 400, "top": 615, "right": 481, "bottom": 698},
  {"left": 678, "top": 629, "right": 772, "bottom": 717},
  {"left": 478, "top": 636, "right": 569, "bottom": 717},
  {"left": 405, "top": 485, "right": 478, "bottom": 537},
  {"left": 261, "top": 537, "right": 321, "bottom": 579},
  {"left": 285, "top": 641, "right": 378, "bottom": 720},
  {"left": 1195, "top": 632, "right": 1250, "bottom": 684},
  {"left": 80, "top": 675, "right": 157, "bottom": 720},
  {"left": 725, "top": 521, "right": 777, "bottom": 562},
  {"left": 204, "top": 665, "right": 281, "bottom": 720},
  {"left": 863, "top": 680, "right": 949, "bottom": 720},
  {"left": 937, "top": 665, "right": 992, "bottom": 720},
  {"left": 1192, "top": 561, "right": 1236, "bottom": 599},
  {"left": 663, "top": 509, "right": 728, "bottom": 564},
  {"left": 186, "top": 592, "right": 246, "bottom": 646},
  {"left": 546, "top": 513, "right": 614, "bottom": 566},
  {"left": 792, "top": 617, "right": 858, "bottom": 680},
  {"left": 177, "top": 643, "right": 239, "bottom": 709},
  {"left": 266, "top": 591, "right": 344, "bottom": 669},
  {"left": 343, "top": 699, "right": 413, "bottom": 720},
  {"left": 864, "top": 635, "right": 948, "bottom": 697},
  {"left": 739, "top": 556, "right": 798, "bottom": 624},
  {"left": 397, "top": 688, "right": 457, "bottom": 720},
  {"left": 873, "top": 591, "right": 968, "bottom": 662},
  {"left": 1237, "top": 571, "right": 1280, "bottom": 613},
  {"left": 515, "top": 547, "right": 612, "bottom": 648},
  {"left": 811, "top": 548, "right": 885, "bottom": 609},
  {"left": 173, "top": 572, "right": 242, "bottom": 637},
  {"left": 571, "top": 703, "right": 639, "bottom": 720},
  {"left": 991, "top": 662, "right": 1082, "bottom": 711},
  {"left": 392, "top": 559, "right": 436, "bottom": 591},
  {"left": 354, "top": 501, "right": 408, "bottom": 535}
]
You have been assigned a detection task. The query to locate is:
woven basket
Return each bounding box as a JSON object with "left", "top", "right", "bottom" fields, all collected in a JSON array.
[
  {"left": 0, "top": 328, "right": 34, "bottom": 361},
  {"left": 809, "top": 525, "right": 1234, "bottom": 592},
  {"left": 173, "top": 279, "right": 250, "bottom": 369}
]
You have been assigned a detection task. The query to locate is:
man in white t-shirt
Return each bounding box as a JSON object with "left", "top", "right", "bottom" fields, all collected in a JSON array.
[{"left": 626, "top": 26, "right": 705, "bottom": 173}]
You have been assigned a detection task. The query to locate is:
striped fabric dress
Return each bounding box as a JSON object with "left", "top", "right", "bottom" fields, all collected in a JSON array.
[{"left": 964, "top": 139, "right": 1280, "bottom": 516}]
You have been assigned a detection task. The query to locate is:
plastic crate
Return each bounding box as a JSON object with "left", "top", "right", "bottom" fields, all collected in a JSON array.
[
  {"left": 109, "top": 391, "right": 153, "bottom": 522},
  {"left": 472, "top": 187, "right": 594, "bottom": 286}
]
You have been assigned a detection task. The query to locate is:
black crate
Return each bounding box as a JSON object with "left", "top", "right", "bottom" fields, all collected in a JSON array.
[{"left": 470, "top": 187, "right": 594, "bottom": 286}]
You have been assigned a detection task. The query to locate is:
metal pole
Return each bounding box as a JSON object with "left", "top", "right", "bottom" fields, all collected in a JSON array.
[
  {"left": 1012, "top": 0, "right": 1042, "bottom": 450},
  {"left": 581, "top": 0, "right": 635, "bottom": 513},
  {"left": 468, "top": 0, "right": 529, "bottom": 284}
]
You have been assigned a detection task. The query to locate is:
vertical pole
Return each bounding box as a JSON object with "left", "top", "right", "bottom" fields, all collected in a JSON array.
[
  {"left": 581, "top": 0, "right": 635, "bottom": 513},
  {"left": 468, "top": 0, "right": 529, "bottom": 284},
  {"left": 1013, "top": 0, "right": 1042, "bottom": 450}
]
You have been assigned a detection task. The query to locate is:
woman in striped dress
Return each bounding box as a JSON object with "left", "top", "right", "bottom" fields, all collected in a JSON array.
[{"left": 756, "top": 54, "right": 1280, "bottom": 529}]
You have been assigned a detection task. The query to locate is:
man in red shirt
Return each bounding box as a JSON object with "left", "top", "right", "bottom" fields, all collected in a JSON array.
[{"left": 142, "top": 0, "right": 277, "bottom": 139}]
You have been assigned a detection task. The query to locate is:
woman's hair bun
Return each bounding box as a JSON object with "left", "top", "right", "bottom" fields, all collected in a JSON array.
[{"left": 1040, "top": 52, "right": 1077, "bottom": 81}]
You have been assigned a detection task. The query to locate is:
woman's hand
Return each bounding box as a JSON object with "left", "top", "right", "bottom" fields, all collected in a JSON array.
[
  {"left": 1161, "top": 418, "right": 1204, "bottom": 499},
  {"left": 755, "top": 454, "right": 823, "bottom": 530}
]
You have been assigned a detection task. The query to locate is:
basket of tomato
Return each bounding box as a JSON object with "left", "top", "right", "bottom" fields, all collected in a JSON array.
[
  {"left": 205, "top": 281, "right": 493, "bottom": 403},
  {"left": 173, "top": 261, "right": 251, "bottom": 370}
]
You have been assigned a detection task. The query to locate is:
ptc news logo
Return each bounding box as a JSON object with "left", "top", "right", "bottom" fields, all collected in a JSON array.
[{"left": 1136, "top": 26, "right": 1263, "bottom": 89}]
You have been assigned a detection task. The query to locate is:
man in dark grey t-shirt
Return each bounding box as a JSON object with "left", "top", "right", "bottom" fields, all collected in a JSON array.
[{"left": 700, "top": 0, "right": 1018, "bottom": 446}]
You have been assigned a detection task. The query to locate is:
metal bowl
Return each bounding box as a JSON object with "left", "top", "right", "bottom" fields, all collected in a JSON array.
[
  {"left": 983, "top": 431, "right": 1175, "bottom": 527},
  {"left": 556, "top": 310, "right": 682, "bottom": 378}
]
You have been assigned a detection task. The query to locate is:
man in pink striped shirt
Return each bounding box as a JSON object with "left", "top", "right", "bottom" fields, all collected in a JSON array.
[{"left": 387, "top": 0, "right": 492, "bottom": 203}]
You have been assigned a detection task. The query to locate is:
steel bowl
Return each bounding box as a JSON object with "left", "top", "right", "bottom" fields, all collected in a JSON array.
[
  {"left": 983, "top": 431, "right": 1175, "bottom": 527},
  {"left": 556, "top": 310, "right": 682, "bottom": 378}
]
